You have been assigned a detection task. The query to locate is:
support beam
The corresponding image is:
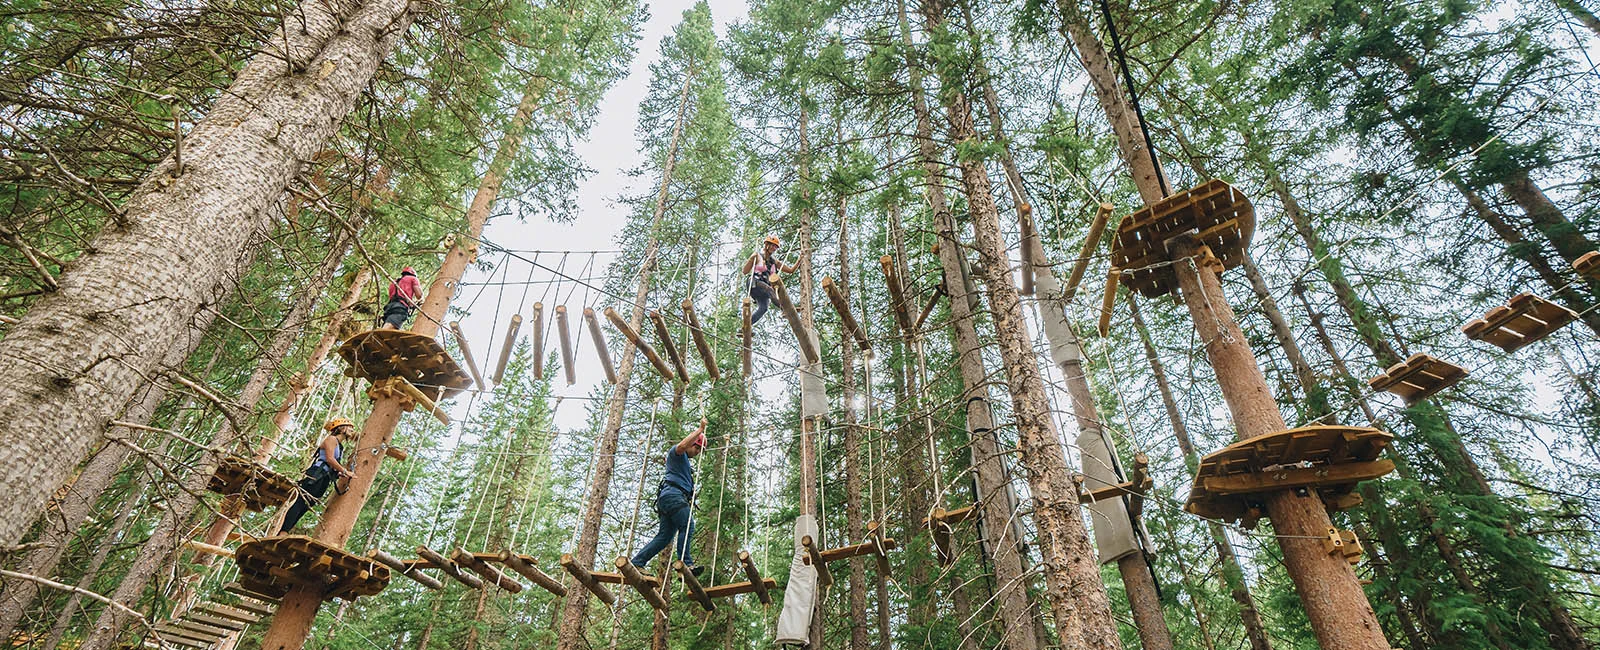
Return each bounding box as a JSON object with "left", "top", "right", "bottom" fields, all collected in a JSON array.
[
  {"left": 414, "top": 546, "right": 483, "bottom": 590},
  {"left": 449, "top": 321, "right": 487, "bottom": 391},
  {"left": 1064, "top": 203, "right": 1115, "bottom": 303},
  {"left": 555, "top": 305, "right": 577, "bottom": 385},
  {"left": 560, "top": 554, "right": 615, "bottom": 606},
  {"left": 452, "top": 549, "right": 523, "bottom": 593},
  {"left": 770, "top": 276, "right": 820, "bottom": 364},
  {"left": 386, "top": 378, "right": 449, "bottom": 426},
  {"left": 615, "top": 557, "right": 668, "bottom": 610},
  {"left": 368, "top": 549, "right": 443, "bottom": 590},
  {"left": 499, "top": 551, "right": 566, "bottom": 597},
  {"left": 604, "top": 307, "right": 675, "bottom": 381},
  {"left": 492, "top": 314, "right": 521, "bottom": 385},
  {"left": 681, "top": 299, "right": 721, "bottom": 380},
  {"left": 800, "top": 535, "right": 834, "bottom": 587},
  {"left": 649, "top": 310, "right": 691, "bottom": 382},
  {"left": 821, "top": 277, "right": 870, "bottom": 351},
  {"left": 739, "top": 551, "right": 771, "bottom": 605},
  {"left": 583, "top": 308, "right": 618, "bottom": 384},
  {"left": 674, "top": 560, "right": 715, "bottom": 612},
  {"left": 531, "top": 303, "right": 545, "bottom": 380}
]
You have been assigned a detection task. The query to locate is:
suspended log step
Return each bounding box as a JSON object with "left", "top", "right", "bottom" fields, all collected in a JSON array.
[
  {"left": 1018, "top": 203, "right": 1038, "bottom": 296},
  {"left": 605, "top": 307, "right": 676, "bottom": 381},
  {"left": 674, "top": 560, "right": 715, "bottom": 612},
  {"left": 583, "top": 308, "right": 618, "bottom": 384},
  {"left": 453, "top": 548, "right": 524, "bottom": 593},
  {"left": 206, "top": 455, "right": 296, "bottom": 512},
  {"left": 1367, "top": 353, "right": 1466, "bottom": 405},
  {"left": 649, "top": 310, "right": 691, "bottom": 382},
  {"left": 922, "top": 506, "right": 976, "bottom": 566},
  {"left": 741, "top": 298, "right": 753, "bottom": 377},
  {"left": 492, "top": 313, "right": 522, "bottom": 385},
  {"left": 232, "top": 535, "right": 390, "bottom": 602},
  {"left": 879, "top": 255, "right": 916, "bottom": 338},
  {"left": 531, "top": 303, "right": 545, "bottom": 380},
  {"left": 1110, "top": 179, "right": 1255, "bottom": 298},
  {"left": 800, "top": 535, "right": 833, "bottom": 588},
  {"left": 913, "top": 285, "right": 943, "bottom": 334},
  {"left": 1576, "top": 251, "right": 1600, "bottom": 279},
  {"left": 561, "top": 554, "right": 616, "bottom": 606},
  {"left": 866, "top": 521, "right": 892, "bottom": 579},
  {"left": 730, "top": 550, "right": 773, "bottom": 604},
  {"left": 337, "top": 329, "right": 472, "bottom": 400},
  {"left": 821, "top": 276, "right": 870, "bottom": 352},
  {"left": 555, "top": 306, "right": 577, "bottom": 386},
  {"left": 192, "top": 603, "right": 260, "bottom": 625},
  {"left": 1097, "top": 267, "right": 1119, "bottom": 337},
  {"left": 1462, "top": 293, "right": 1576, "bottom": 353},
  {"left": 499, "top": 550, "right": 567, "bottom": 597},
  {"left": 1064, "top": 202, "right": 1116, "bottom": 303},
  {"left": 682, "top": 300, "right": 721, "bottom": 380},
  {"left": 1184, "top": 426, "right": 1396, "bottom": 528},
  {"left": 770, "top": 276, "right": 820, "bottom": 364},
  {"left": 414, "top": 545, "right": 484, "bottom": 590},
  {"left": 615, "top": 556, "right": 668, "bottom": 611},
  {"left": 369, "top": 548, "right": 444, "bottom": 590},
  {"left": 367, "top": 377, "right": 450, "bottom": 425},
  {"left": 448, "top": 321, "right": 488, "bottom": 391},
  {"left": 1076, "top": 452, "right": 1154, "bottom": 520}
]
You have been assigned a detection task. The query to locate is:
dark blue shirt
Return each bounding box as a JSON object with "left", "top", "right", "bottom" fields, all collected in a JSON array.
[{"left": 663, "top": 446, "right": 694, "bottom": 495}]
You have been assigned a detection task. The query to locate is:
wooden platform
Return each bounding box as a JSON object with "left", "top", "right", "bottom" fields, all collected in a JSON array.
[
  {"left": 206, "top": 455, "right": 297, "bottom": 512},
  {"left": 1462, "top": 293, "right": 1576, "bottom": 353},
  {"left": 1110, "top": 180, "right": 1255, "bottom": 298},
  {"left": 1367, "top": 353, "right": 1467, "bottom": 405},
  {"left": 1184, "top": 426, "right": 1395, "bottom": 527},
  {"left": 233, "top": 535, "right": 390, "bottom": 602},
  {"left": 1576, "top": 251, "right": 1600, "bottom": 279},
  {"left": 337, "top": 329, "right": 472, "bottom": 400}
]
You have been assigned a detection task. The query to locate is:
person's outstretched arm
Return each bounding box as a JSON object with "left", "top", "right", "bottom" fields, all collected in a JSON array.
[
  {"left": 674, "top": 418, "right": 708, "bottom": 455},
  {"left": 741, "top": 253, "right": 758, "bottom": 275}
]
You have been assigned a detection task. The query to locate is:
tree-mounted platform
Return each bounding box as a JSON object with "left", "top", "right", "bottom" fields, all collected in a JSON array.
[
  {"left": 1076, "top": 452, "right": 1153, "bottom": 521},
  {"left": 922, "top": 506, "right": 977, "bottom": 566},
  {"left": 1366, "top": 353, "right": 1467, "bottom": 405},
  {"left": 1462, "top": 293, "right": 1576, "bottom": 353},
  {"left": 337, "top": 329, "right": 473, "bottom": 401},
  {"left": 1184, "top": 426, "right": 1396, "bottom": 528},
  {"left": 1576, "top": 251, "right": 1600, "bottom": 280},
  {"left": 232, "top": 535, "right": 390, "bottom": 602},
  {"left": 1110, "top": 179, "right": 1256, "bottom": 298},
  {"left": 206, "top": 455, "right": 297, "bottom": 512}
]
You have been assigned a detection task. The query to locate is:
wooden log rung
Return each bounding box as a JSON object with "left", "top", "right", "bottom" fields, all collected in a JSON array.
[
  {"left": 682, "top": 299, "right": 721, "bottom": 380},
  {"left": 560, "top": 554, "right": 616, "bottom": 606},
  {"left": 615, "top": 556, "right": 668, "bottom": 610},
  {"left": 555, "top": 306, "right": 577, "bottom": 386},
  {"left": 880, "top": 255, "right": 916, "bottom": 338},
  {"left": 530, "top": 303, "right": 545, "bottom": 380},
  {"left": 583, "top": 308, "right": 618, "bottom": 384},
  {"left": 674, "top": 560, "right": 715, "bottom": 612},
  {"left": 702, "top": 577, "right": 778, "bottom": 600},
  {"left": 821, "top": 276, "right": 870, "bottom": 351},
  {"left": 448, "top": 321, "right": 487, "bottom": 391},
  {"left": 369, "top": 549, "right": 443, "bottom": 590},
  {"left": 453, "top": 548, "right": 524, "bottom": 593},
  {"left": 415, "top": 546, "right": 483, "bottom": 590},
  {"left": 913, "top": 286, "right": 942, "bottom": 334},
  {"left": 738, "top": 550, "right": 771, "bottom": 605},
  {"left": 800, "top": 535, "right": 834, "bottom": 587},
  {"left": 604, "top": 307, "right": 676, "bottom": 381},
  {"left": 1064, "top": 203, "right": 1115, "bottom": 303},
  {"left": 492, "top": 314, "right": 522, "bottom": 385},
  {"left": 770, "top": 276, "right": 820, "bottom": 364},
  {"left": 649, "top": 310, "right": 691, "bottom": 382},
  {"left": 499, "top": 550, "right": 567, "bottom": 597}
]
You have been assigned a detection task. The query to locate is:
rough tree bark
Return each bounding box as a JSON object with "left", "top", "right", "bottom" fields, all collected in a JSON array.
[
  {"left": 836, "top": 195, "right": 871, "bottom": 650},
  {"left": 0, "top": 0, "right": 418, "bottom": 545}
]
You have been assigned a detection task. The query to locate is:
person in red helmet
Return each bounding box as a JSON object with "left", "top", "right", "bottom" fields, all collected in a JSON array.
[
  {"left": 741, "top": 236, "right": 801, "bottom": 326},
  {"left": 629, "top": 418, "right": 709, "bottom": 575},
  {"left": 381, "top": 267, "right": 424, "bottom": 330}
]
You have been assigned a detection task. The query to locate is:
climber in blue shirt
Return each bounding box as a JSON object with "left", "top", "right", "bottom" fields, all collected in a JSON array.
[{"left": 629, "top": 417, "right": 709, "bottom": 575}]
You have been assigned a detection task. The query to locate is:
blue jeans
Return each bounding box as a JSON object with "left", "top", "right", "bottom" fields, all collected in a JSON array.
[{"left": 630, "top": 488, "right": 693, "bottom": 568}]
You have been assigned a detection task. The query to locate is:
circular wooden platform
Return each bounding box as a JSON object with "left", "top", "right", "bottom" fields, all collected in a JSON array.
[
  {"left": 1110, "top": 179, "right": 1256, "bottom": 298},
  {"left": 206, "top": 456, "right": 298, "bottom": 512},
  {"left": 234, "top": 535, "right": 390, "bottom": 602},
  {"left": 337, "top": 329, "right": 473, "bottom": 400},
  {"left": 1184, "top": 425, "right": 1395, "bottom": 527}
]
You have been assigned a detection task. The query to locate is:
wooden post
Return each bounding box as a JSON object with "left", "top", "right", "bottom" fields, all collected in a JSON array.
[
  {"left": 530, "top": 303, "right": 545, "bottom": 380},
  {"left": 1169, "top": 235, "right": 1389, "bottom": 650},
  {"left": 681, "top": 300, "right": 720, "bottom": 380},
  {"left": 769, "top": 276, "right": 819, "bottom": 364},
  {"left": 1097, "top": 268, "right": 1119, "bottom": 337},
  {"left": 415, "top": 546, "right": 484, "bottom": 590},
  {"left": 738, "top": 551, "right": 771, "bottom": 605},
  {"left": 649, "top": 311, "right": 691, "bottom": 382},
  {"left": 583, "top": 308, "right": 618, "bottom": 384},
  {"left": 674, "top": 561, "right": 715, "bottom": 612},
  {"left": 615, "top": 557, "right": 668, "bottom": 610},
  {"left": 1018, "top": 203, "right": 1037, "bottom": 295},
  {"left": 604, "top": 307, "right": 675, "bottom": 381},
  {"left": 449, "top": 321, "right": 487, "bottom": 390},
  {"left": 368, "top": 549, "right": 443, "bottom": 590},
  {"left": 492, "top": 314, "right": 522, "bottom": 385},
  {"left": 452, "top": 549, "right": 523, "bottom": 593},
  {"left": 800, "top": 535, "right": 834, "bottom": 588},
  {"left": 821, "top": 277, "right": 870, "bottom": 351},
  {"left": 1064, "top": 203, "right": 1114, "bottom": 303},
  {"left": 555, "top": 306, "right": 577, "bottom": 386},
  {"left": 879, "top": 255, "right": 916, "bottom": 337},
  {"left": 741, "top": 298, "right": 753, "bottom": 377},
  {"left": 560, "top": 554, "right": 615, "bottom": 606},
  {"left": 499, "top": 551, "right": 566, "bottom": 597}
]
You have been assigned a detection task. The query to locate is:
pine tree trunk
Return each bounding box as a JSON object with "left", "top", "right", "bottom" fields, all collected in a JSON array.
[
  {"left": 554, "top": 69, "right": 692, "bottom": 650},
  {"left": 0, "top": 0, "right": 417, "bottom": 545},
  {"left": 39, "top": 482, "right": 146, "bottom": 650},
  {"left": 1127, "top": 300, "right": 1274, "bottom": 650},
  {"left": 836, "top": 196, "right": 871, "bottom": 650}
]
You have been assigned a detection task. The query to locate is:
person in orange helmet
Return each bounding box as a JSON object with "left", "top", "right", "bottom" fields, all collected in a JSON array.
[
  {"left": 741, "top": 236, "right": 801, "bottom": 326},
  {"left": 279, "top": 418, "right": 357, "bottom": 534},
  {"left": 380, "top": 267, "right": 424, "bottom": 330}
]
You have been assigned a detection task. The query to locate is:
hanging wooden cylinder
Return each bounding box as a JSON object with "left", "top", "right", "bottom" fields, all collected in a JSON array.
[
  {"left": 492, "top": 314, "right": 521, "bottom": 385},
  {"left": 649, "top": 310, "right": 690, "bottom": 382},
  {"left": 604, "top": 307, "right": 675, "bottom": 381},
  {"left": 682, "top": 299, "right": 721, "bottom": 380},
  {"left": 821, "top": 276, "right": 869, "bottom": 351},
  {"left": 1065, "top": 202, "right": 1115, "bottom": 304},
  {"left": 449, "top": 321, "right": 487, "bottom": 391},
  {"left": 1098, "top": 267, "right": 1119, "bottom": 337},
  {"left": 530, "top": 303, "right": 545, "bottom": 380},
  {"left": 583, "top": 308, "right": 618, "bottom": 384},
  {"left": 770, "top": 276, "right": 820, "bottom": 364},
  {"left": 879, "top": 255, "right": 914, "bottom": 338},
  {"left": 555, "top": 306, "right": 576, "bottom": 386}
]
